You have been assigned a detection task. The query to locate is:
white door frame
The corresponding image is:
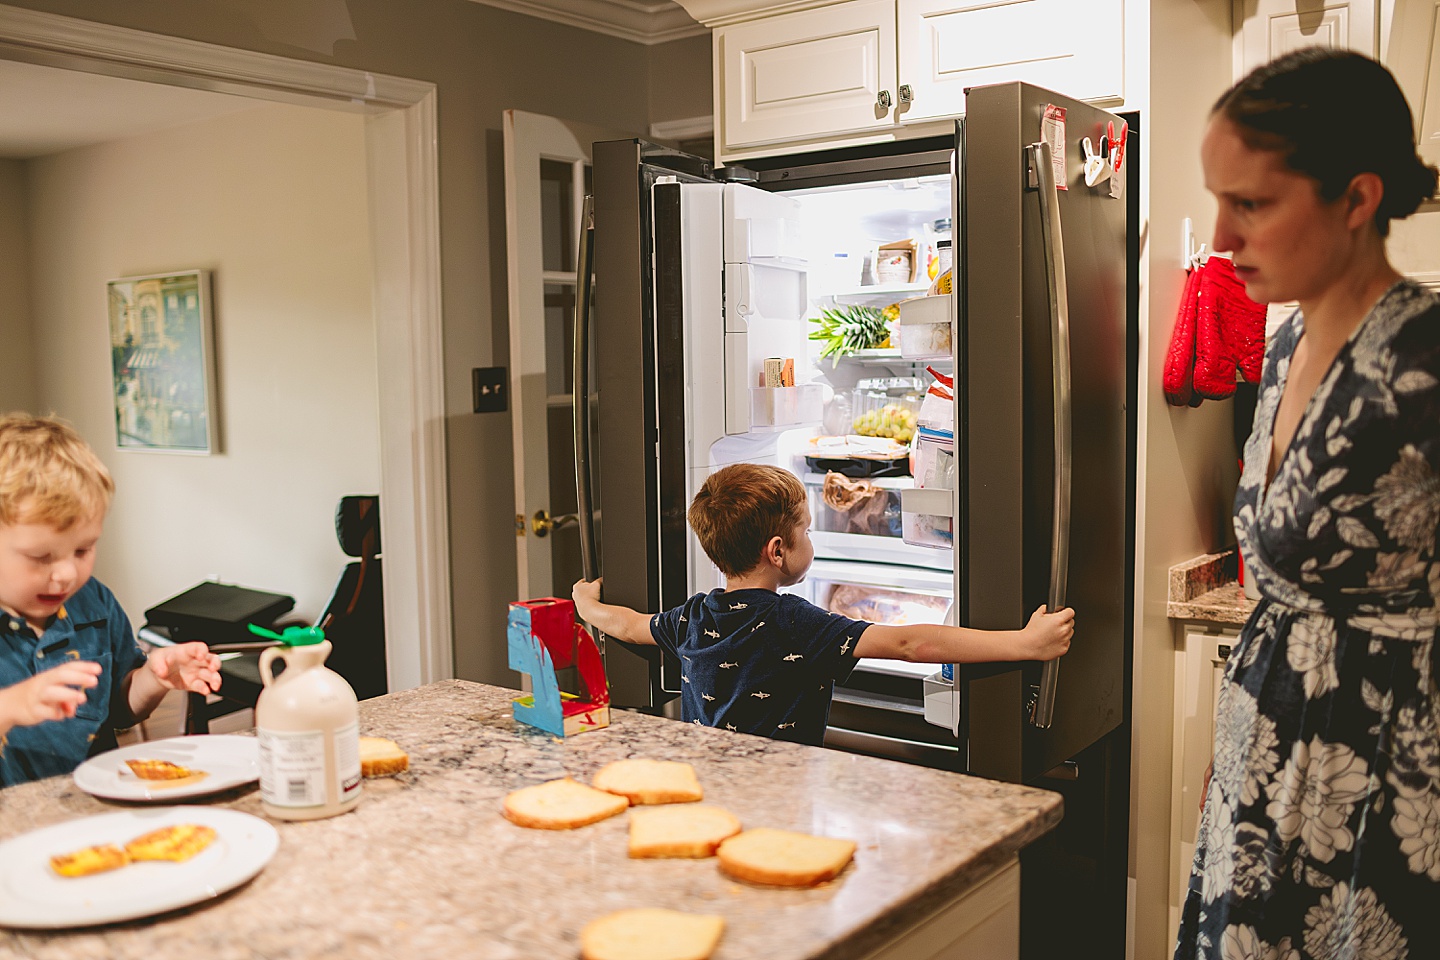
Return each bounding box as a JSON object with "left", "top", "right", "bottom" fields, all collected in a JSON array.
[
  {"left": 502, "top": 110, "right": 629, "bottom": 601},
  {"left": 0, "top": 4, "right": 452, "bottom": 690}
]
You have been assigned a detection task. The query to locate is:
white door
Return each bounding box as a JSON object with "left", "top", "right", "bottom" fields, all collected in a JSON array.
[{"left": 503, "top": 111, "right": 630, "bottom": 601}]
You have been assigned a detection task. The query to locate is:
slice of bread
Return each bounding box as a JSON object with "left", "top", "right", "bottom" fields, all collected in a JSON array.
[
  {"left": 502, "top": 777, "right": 629, "bottom": 830},
  {"left": 359, "top": 737, "right": 409, "bottom": 777},
  {"left": 717, "top": 827, "right": 857, "bottom": 887},
  {"left": 628, "top": 804, "right": 742, "bottom": 859},
  {"left": 580, "top": 908, "right": 724, "bottom": 960},
  {"left": 592, "top": 758, "right": 703, "bottom": 805}
]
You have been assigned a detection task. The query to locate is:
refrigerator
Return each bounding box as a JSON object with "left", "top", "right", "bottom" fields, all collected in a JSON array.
[{"left": 577, "top": 81, "right": 1135, "bottom": 956}]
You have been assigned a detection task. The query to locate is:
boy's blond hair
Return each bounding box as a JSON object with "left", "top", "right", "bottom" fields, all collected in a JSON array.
[
  {"left": 0, "top": 414, "right": 114, "bottom": 529},
  {"left": 688, "top": 463, "right": 808, "bottom": 578}
]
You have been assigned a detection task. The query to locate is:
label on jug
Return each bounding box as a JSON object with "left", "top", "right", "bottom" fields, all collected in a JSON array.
[{"left": 258, "top": 722, "right": 361, "bottom": 808}]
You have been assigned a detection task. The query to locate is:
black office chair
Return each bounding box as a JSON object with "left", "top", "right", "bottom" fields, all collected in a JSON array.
[{"left": 315, "top": 494, "right": 387, "bottom": 701}]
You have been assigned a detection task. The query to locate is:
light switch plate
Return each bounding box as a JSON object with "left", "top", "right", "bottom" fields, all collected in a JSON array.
[{"left": 473, "top": 367, "right": 507, "bottom": 413}]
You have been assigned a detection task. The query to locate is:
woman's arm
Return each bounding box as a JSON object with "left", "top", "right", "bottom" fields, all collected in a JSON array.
[
  {"left": 854, "top": 605, "right": 1074, "bottom": 663},
  {"left": 572, "top": 578, "right": 657, "bottom": 646}
]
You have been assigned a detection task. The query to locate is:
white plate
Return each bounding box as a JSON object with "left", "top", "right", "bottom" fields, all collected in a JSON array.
[
  {"left": 74, "top": 735, "right": 259, "bottom": 801},
  {"left": 0, "top": 806, "right": 278, "bottom": 928}
]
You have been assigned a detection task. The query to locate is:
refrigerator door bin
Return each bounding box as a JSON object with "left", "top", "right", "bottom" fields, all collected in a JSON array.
[
  {"left": 900, "top": 487, "right": 954, "bottom": 549},
  {"left": 897, "top": 294, "right": 954, "bottom": 359},
  {"left": 923, "top": 670, "right": 961, "bottom": 735},
  {"left": 749, "top": 383, "right": 821, "bottom": 429}
]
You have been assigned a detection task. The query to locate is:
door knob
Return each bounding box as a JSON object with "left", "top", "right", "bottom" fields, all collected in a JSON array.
[{"left": 531, "top": 509, "right": 578, "bottom": 538}]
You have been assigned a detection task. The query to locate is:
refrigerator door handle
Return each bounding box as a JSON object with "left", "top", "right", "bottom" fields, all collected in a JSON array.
[
  {"left": 1025, "top": 141, "right": 1072, "bottom": 731},
  {"left": 574, "top": 193, "right": 599, "bottom": 582}
]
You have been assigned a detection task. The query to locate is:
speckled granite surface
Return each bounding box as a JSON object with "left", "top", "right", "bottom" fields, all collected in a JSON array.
[
  {"left": 0, "top": 680, "right": 1061, "bottom": 960},
  {"left": 1167, "top": 550, "right": 1257, "bottom": 625}
]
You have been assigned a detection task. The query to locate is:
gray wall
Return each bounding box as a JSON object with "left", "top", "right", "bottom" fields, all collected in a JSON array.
[
  {"left": 0, "top": 158, "right": 36, "bottom": 413},
  {"left": 2, "top": 0, "right": 714, "bottom": 686}
]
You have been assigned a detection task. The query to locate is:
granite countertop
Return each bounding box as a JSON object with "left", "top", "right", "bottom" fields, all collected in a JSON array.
[
  {"left": 0, "top": 680, "right": 1061, "bottom": 960},
  {"left": 1167, "top": 550, "right": 1257, "bottom": 626}
]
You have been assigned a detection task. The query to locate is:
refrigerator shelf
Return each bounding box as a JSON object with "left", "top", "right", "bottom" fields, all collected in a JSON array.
[{"left": 827, "top": 281, "right": 930, "bottom": 302}]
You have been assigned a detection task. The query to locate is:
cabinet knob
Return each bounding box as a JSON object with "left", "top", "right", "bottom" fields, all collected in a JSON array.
[
  {"left": 898, "top": 84, "right": 914, "bottom": 104},
  {"left": 876, "top": 89, "right": 892, "bottom": 109}
]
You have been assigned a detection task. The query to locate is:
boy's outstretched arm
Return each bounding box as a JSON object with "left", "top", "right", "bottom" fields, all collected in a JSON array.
[
  {"left": 572, "top": 578, "right": 656, "bottom": 646},
  {"left": 119, "top": 642, "right": 223, "bottom": 726},
  {"left": 0, "top": 660, "right": 103, "bottom": 736},
  {"left": 854, "top": 605, "right": 1074, "bottom": 664}
]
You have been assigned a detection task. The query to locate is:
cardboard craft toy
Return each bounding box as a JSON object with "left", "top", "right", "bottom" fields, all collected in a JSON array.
[{"left": 506, "top": 597, "right": 610, "bottom": 737}]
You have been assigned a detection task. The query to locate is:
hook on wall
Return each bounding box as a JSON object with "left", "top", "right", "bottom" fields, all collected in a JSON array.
[{"left": 1182, "top": 217, "right": 1208, "bottom": 271}]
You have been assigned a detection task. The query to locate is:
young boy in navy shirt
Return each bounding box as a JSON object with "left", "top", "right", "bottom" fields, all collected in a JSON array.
[
  {"left": 573, "top": 462, "right": 1074, "bottom": 746},
  {"left": 0, "top": 414, "right": 221, "bottom": 787}
]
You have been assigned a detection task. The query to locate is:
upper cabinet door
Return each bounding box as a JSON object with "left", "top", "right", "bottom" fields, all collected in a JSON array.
[
  {"left": 1235, "top": 0, "right": 1376, "bottom": 78},
  {"left": 718, "top": 0, "right": 898, "bottom": 152},
  {"left": 897, "top": 0, "right": 1125, "bottom": 122}
]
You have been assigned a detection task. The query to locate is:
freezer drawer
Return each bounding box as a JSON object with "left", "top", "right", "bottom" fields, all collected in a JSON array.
[{"left": 804, "top": 558, "right": 952, "bottom": 627}]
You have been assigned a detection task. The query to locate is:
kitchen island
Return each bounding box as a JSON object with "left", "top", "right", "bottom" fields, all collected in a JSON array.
[{"left": 0, "top": 680, "right": 1061, "bottom": 959}]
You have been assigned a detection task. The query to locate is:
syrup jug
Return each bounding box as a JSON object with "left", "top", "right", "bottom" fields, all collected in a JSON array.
[{"left": 250, "top": 624, "right": 361, "bottom": 820}]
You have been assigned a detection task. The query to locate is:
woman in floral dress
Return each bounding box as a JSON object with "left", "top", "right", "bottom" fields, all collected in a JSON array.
[{"left": 1176, "top": 49, "right": 1440, "bottom": 959}]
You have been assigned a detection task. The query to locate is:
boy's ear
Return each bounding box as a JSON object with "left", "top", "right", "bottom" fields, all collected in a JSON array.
[{"left": 762, "top": 534, "right": 786, "bottom": 568}]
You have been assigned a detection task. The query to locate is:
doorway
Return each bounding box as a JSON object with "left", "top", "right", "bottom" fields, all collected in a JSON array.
[{"left": 0, "top": 5, "right": 451, "bottom": 690}]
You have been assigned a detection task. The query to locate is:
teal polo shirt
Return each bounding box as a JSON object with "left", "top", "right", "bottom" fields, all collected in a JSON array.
[{"left": 0, "top": 578, "right": 145, "bottom": 787}]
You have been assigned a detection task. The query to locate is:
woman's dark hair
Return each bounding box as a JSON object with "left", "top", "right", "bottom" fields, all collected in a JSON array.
[{"left": 1213, "top": 47, "right": 1438, "bottom": 235}]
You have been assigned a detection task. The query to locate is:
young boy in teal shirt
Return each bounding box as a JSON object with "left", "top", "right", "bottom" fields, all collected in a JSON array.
[
  {"left": 0, "top": 414, "right": 221, "bottom": 787},
  {"left": 574, "top": 462, "right": 1074, "bottom": 746}
]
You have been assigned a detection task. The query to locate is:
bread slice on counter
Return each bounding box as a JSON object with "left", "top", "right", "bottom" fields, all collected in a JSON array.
[
  {"left": 716, "top": 827, "right": 857, "bottom": 887},
  {"left": 502, "top": 777, "right": 629, "bottom": 830},
  {"left": 359, "top": 737, "right": 409, "bottom": 777},
  {"left": 593, "top": 758, "right": 703, "bottom": 805},
  {"left": 628, "top": 804, "right": 742, "bottom": 859},
  {"left": 580, "top": 908, "right": 724, "bottom": 960}
]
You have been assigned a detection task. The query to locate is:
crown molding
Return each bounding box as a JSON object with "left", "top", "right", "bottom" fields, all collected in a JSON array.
[
  {"left": 471, "top": 0, "right": 707, "bottom": 44},
  {"left": 671, "top": 0, "right": 836, "bottom": 27}
]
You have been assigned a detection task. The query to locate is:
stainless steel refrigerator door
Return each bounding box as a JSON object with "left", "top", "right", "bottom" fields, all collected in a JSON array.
[
  {"left": 589, "top": 139, "right": 712, "bottom": 709},
  {"left": 960, "top": 83, "right": 1129, "bottom": 781}
]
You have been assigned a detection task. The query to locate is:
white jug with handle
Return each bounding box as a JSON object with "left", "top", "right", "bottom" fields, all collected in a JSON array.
[{"left": 250, "top": 624, "right": 361, "bottom": 821}]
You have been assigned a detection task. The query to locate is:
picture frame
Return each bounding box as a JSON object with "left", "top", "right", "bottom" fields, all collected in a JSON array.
[{"left": 107, "top": 269, "right": 218, "bottom": 455}]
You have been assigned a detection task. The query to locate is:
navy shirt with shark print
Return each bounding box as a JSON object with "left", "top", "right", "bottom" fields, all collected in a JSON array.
[{"left": 649, "top": 588, "right": 868, "bottom": 746}]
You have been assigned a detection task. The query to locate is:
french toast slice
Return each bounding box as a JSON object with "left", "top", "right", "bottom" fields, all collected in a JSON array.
[
  {"left": 123, "top": 824, "right": 217, "bottom": 863},
  {"left": 124, "top": 759, "right": 195, "bottom": 781},
  {"left": 50, "top": 843, "right": 131, "bottom": 878}
]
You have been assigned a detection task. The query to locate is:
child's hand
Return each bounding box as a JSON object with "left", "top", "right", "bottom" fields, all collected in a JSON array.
[
  {"left": 1021, "top": 605, "right": 1075, "bottom": 660},
  {"left": 0, "top": 660, "right": 103, "bottom": 728},
  {"left": 572, "top": 577, "right": 602, "bottom": 617},
  {"left": 147, "top": 642, "right": 222, "bottom": 695}
]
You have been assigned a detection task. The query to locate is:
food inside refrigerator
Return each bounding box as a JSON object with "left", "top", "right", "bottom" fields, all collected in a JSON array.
[
  {"left": 808, "top": 473, "right": 903, "bottom": 538},
  {"left": 821, "top": 582, "right": 950, "bottom": 625}
]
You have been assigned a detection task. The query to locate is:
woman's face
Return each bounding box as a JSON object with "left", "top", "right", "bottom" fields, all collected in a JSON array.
[{"left": 1201, "top": 115, "right": 1355, "bottom": 305}]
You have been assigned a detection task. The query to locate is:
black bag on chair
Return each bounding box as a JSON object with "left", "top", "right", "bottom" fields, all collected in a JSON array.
[{"left": 319, "top": 495, "right": 387, "bottom": 700}]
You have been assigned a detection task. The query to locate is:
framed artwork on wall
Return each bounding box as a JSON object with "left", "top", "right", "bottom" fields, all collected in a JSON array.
[{"left": 107, "top": 269, "right": 218, "bottom": 454}]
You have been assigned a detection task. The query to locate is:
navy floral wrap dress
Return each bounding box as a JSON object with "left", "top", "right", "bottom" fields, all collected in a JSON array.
[{"left": 1176, "top": 280, "right": 1440, "bottom": 960}]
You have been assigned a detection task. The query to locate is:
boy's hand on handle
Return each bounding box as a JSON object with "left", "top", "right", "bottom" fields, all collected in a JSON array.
[
  {"left": 147, "top": 642, "right": 222, "bottom": 696},
  {"left": 0, "top": 660, "right": 102, "bottom": 729},
  {"left": 572, "top": 577, "right": 602, "bottom": 620},
  {"left": 1023, "top": 605, "right": 1075, "bottom": 660}
]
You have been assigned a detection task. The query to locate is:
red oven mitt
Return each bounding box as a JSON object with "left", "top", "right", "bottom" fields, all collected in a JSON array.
[
  {"left": 1194, "top": 257, "right": 1267, "bottom": 399},
  {"left": 1163, "top": 265, "right": 1203, "bottom": 407}
]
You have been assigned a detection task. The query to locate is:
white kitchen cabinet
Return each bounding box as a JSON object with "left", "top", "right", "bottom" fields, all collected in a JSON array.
[
  {"left": 705, "top": 0, "right": 1127, "bottom": 161},
  {"left": 1167, "top": 627, "right": 1238, "bottom": 944},
  {"left": 1233, "top": 0, "right": 1378, "bottom": 79},
  {"left": 1384, "top": 0, "right": 1440, "bottom": 285},
  {"left": 897, "top": 0, "right": 1125, "bottom": 122},
  {"left": 716, "top": 0, "right": 898, "bottom": 153}
]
